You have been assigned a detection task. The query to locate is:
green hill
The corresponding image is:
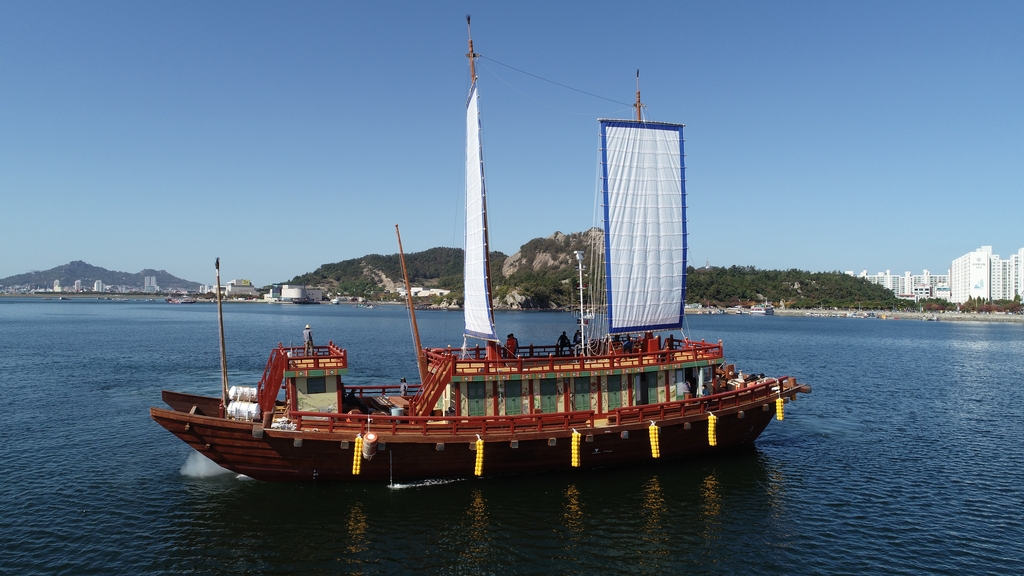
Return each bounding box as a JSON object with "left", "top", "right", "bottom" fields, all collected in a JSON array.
[
  {"left": 289, "top": 228, "right": 903, "bottom": 310},
  {"left": 687, "top": 265, "right": 900, "bottom": 309}
]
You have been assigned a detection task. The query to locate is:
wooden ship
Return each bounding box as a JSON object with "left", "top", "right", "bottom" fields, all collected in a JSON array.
[{"left": 151, "top": 20, "right": 810, "bottom": 482}]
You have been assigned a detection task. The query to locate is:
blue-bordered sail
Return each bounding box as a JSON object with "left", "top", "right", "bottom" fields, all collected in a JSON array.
[
  {"left": 600, "top": 120, "right": 687, "bottom": 333},
  {"left": 463, "top": 83, "right": 497, "bottom": 340}
]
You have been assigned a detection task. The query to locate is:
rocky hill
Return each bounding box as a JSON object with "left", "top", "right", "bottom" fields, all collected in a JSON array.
[
  {"left": 0, "top": 261, "right": 201, "bottom": 291},
  {"left": 291, "top": 229, "right": 603, "bottom": 309},
  {"left": 289, "top": 228, "right": 901, "bottom": 310}
]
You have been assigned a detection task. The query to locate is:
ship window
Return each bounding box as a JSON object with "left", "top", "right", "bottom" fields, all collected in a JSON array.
[{"left": 307, "top": 376, "right": 326, "bottom": 394}]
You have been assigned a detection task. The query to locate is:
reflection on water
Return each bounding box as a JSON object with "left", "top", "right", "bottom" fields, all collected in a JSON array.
[
  {"left": 639, "top": 476, "right": 670, "bottom": 566},
  {"left": 699, "top": 472, "right": 722, "bottom": 543},
  {"left": 765, "top": 462, "right": 786, "bottom": 523},
  {"left": 346, "top": 502, "right": 368, "bottom": 556},
  {"left": 457, "top": 489, "right": 491, "bottom": 569},
  {"left": 562, "top": 484, "right": 585, "bottom": 539}
]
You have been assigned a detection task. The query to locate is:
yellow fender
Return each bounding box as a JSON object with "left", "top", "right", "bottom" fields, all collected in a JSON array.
[
  {"left": 352, "top": 435, "right": 363, "bottom": 475},
  {"left": 571, "top": 430, "right": 582, "bottom": 467},
  {"left": 474, "top": 437, "right": 484, "bottom": 476},
  {"left": 776, "top": 397, "right": 785, "bottom": 421},
  {"left": 707, "top": 414, "right": 718, "bottom": 447},
  {"left": 649, "top": 422, "right": 661, "bottom": 458}
]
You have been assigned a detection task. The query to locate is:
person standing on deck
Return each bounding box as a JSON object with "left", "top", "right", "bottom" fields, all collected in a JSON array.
[
  {"left": 556, "top": 331, "right": 571, "bottom": 356},
  {"left": 572, "top": 329, "right": 582, "bottom": 355},
  {"left": 505, "top": 333, "right": 519, "bottom": 358},
  {"left": 400, "top": 377, "right": 408, "bottom": 396},
  {"left": 303, "top": 324, "right": 314, "bottom": 355}
]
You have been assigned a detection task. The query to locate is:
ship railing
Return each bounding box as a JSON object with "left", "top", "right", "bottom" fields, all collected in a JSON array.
[
  {"left": 409, "top": 352, "right": 456, "bottom": 417},
  {"left": 288, "top": 409, "right": 596, "bottom": 436},
  {"left": 256, "top": 345, "right": 289, "bottom": 413},
  {"left": 608, "top": 377, "right": 786, "bottom": 425},
  {"left": 424, "top": 341, "right": 724, "bottom": 377},
  {"left": 282, "top": 342, "right": 348, "bottom": 371},
  {"left": 345, "top": 384, "right": 422, "bottom": 397}
]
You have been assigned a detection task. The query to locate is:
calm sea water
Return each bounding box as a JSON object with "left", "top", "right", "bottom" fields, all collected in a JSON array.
[{"left": 1, "top": 299, "right": 1022, "bottom": 575}]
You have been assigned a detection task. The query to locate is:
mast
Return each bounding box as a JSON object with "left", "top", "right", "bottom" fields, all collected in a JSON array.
[
  {"left": 633, "top": 69, "right": 643, "bottom": 122},
  {"left": 396, "top": 225, "right": 428, "bottom": 385},
  {"left": 215, "top": 258, "right": 229, "bottom": 414},
  {"left": 575, "top": 250, "right": 587, "bottom": 355},
  {"left": 466, "top": 15, "right": 478, "bottom": 83}
]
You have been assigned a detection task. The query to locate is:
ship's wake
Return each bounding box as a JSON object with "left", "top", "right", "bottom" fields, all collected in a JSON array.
[
  {"left": 388, "top": 478, "right": 465, "bottom": 490},
  {"left": 179, "top": 450, "right": 233, "bottom": 478}
]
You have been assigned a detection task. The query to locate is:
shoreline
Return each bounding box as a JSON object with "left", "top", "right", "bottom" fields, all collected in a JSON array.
[
  {"left": 4, "top": 294, "right": 1022, "bottom": 323},
  {"left": 771, "top": 308, "right": 1024, "bottom": 323}
]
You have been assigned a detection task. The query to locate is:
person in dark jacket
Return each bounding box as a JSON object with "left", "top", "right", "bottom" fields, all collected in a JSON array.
[{"left": 556, "top": 331, "right": 571, "bottom": 356}]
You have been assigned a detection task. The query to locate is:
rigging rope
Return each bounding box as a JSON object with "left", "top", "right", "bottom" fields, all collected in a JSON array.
[
  {"left": 479, "top": 55, "right": 633, "bottom": 107},
  {"left": 478, "top": 60, "right": 632, "bottom": 117}
]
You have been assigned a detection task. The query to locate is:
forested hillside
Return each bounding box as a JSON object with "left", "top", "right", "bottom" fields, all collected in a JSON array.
[
  {"left": 687, "top": 266, "right": 900, "bottom": 309},
  {"left": 289, "top": 230, "right": 903, "bottom": 309}
]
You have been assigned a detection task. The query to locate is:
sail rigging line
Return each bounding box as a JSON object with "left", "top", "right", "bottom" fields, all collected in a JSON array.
[
  {"left": 477, "top": 60, "right": 632, "bottom": 118},
  {"left": 479, "top": 55, "right": 633, "bottom": 107}
]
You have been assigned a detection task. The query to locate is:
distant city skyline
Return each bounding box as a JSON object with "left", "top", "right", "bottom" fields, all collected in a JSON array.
[{"left": 2, "top": 2, "right": 1022, "bottom": 286}]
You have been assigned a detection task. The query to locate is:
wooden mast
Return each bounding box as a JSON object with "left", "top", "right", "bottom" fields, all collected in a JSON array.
[
  {"left": 466, "top": 15, "right": 478, "bottom": 83},
  {"left": 215, "top": 258, "right": 229, "bottom": 415},
  {"left": 634, "top": 69, "right": 643, "bottom": 121},
  {"left": 396, "top": 225, "right": 428, "bottom": 386}
]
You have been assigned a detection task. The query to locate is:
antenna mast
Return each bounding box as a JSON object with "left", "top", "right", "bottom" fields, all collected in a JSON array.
[
  {"left": 466, "top": 15, "right": 478, "bottom": 83},
  {"left": 634, "top": 69, "right": 643, "bottom": 121}
]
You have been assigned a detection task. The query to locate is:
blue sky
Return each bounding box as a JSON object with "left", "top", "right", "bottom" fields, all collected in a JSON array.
[{"left": 2, "top": 1, "right": 1021, "bottom": 286}]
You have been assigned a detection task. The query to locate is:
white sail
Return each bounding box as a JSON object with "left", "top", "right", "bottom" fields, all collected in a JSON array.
[
  {"left": 600, "top": 120, "right": 687, "bottom": 333},
  {"left": 464, "top": 83, "right": 497, "bottom": 340}
]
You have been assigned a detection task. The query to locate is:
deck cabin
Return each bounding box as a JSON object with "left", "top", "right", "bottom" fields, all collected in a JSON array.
[
  {"left": 413, "top": 333, "right": 731, "bottom": 421},
  {"left": 245, "top": 334, "right": 778, "bottom": 437}
]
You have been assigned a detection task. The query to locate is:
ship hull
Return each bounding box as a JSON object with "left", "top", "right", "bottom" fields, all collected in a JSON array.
[{"left": 151, "top": 393, "right": 796, "bottom": 482}]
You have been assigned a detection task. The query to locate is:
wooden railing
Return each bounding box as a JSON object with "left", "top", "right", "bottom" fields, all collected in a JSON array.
[
  {"left": 281, "top": 378, "right": 793, "bottom": 437},
  {"left": 423, "top": 340, "right": 724, "bottom": 379},
  {"left": 609, "top": 378, "right": 785, "bottom": 425},
  {"left": 256, "top": 345, "right": 288, "bottom": 412},
  {"left": 289, "top": 409, "right": 596, "bottom": 436},
  {"left": 409, "top": 353, "right": 456, "bottom": 417},
  {"left": 284, "top": 342, "right": 348, "bottom": 372}
]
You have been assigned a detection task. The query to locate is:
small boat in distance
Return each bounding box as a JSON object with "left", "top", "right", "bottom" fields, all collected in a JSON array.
[
  {"left": 165, "top": 297, "right": 196, "bottom": 304},
  {"left": 150, "top": 20, "right": 810, "bottom": 482},
  {"left": 750, "top": 304, "right": 774, "bottom": 316}
]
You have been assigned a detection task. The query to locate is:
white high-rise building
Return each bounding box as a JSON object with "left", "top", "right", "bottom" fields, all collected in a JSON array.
[
  {"left": 144, "top": 276, "right": 159, "bottom": 293},
  {"left": 1017, "top": 248, "right": 1024, "bottom": 301},
  {"left": 949, "top": 246, "right": 1024, "bottom": 304},
  {"left": 74, "top": 280, "right": 82, "bottom": 292},
  {"left": 53, "top": 279, "right": 60, "bottom": 292},
  {"left": 857, "top": 269, "right": 950, "bottom": 301},
  {"left": 94, "top": 280, "right": 104, "bottom": 292}
]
